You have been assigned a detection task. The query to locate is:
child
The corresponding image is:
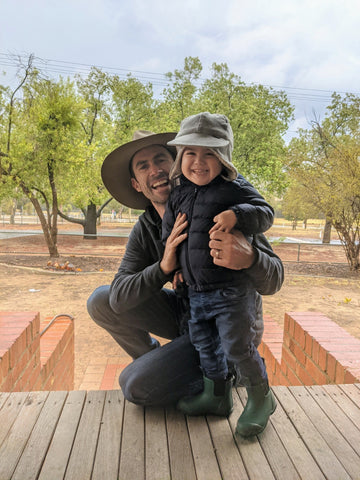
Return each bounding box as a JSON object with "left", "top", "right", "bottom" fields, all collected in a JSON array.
[{"left": 163, "top": 112, "right": 277, "bottom": 437}]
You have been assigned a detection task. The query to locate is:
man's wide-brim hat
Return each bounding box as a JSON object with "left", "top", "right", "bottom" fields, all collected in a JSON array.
[{"left": 101, "top": 130, "right": 177, "bottom": 210}]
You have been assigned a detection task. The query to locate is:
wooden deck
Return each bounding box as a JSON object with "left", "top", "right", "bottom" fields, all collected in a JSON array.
[{"left": 0, "top": 384, "right": 360, "bottom": 480}]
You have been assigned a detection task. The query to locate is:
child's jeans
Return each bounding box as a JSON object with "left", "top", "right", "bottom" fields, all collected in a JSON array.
[{"left": 188, "top": 283, "right": 267, "bottom": 385}]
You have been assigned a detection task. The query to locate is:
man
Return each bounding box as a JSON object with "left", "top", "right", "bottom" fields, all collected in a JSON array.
[{"left": 87, "top": 130, "right": 284, "bottom": 406}]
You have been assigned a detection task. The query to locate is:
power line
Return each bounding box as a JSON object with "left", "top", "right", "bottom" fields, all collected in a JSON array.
[{"left": 1, "top": 51, "right": 359, "bottom": 103}]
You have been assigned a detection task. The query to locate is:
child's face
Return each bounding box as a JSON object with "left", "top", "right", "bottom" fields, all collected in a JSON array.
[{"left": 181, "top": 146, "right": 222, "bottom": 186}]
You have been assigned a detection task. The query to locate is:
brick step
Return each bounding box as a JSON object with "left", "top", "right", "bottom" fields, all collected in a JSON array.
[{"left": 0, "top": 312, "right": 74, "bottom": 392}]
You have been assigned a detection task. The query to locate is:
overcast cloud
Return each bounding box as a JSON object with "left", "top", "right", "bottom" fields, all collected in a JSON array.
[{"left": 1, "top": 0, "right": 360, "bottom": 138}]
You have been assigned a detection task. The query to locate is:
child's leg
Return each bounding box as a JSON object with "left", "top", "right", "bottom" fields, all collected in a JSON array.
[
  {"left": 187, "top": 290, "right": 228, "bottom": 380},
  {"left": 214, "top": 285, "right": 266, "bottom": 385},
  {"left": 176, "top": 290, "right": 233, "bottom": 416},
  {"left": 214, "top": 283, "right": 276, "bottom": 437}
]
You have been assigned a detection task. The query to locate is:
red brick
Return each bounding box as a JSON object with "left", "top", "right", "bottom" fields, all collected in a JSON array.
[
  {"left": 326, "top": 354, "right": 337, "bottom": 381},
  {"left": 335, "top": 363, "right": 346, "bottom": 384},
  {"left": 344, "top": 370, "right": 358, "bottom": 383},
  {"left": 318, "top": 346, "right": 327, "bottom": 371},
  {"left": 305, "top": 357, "right": 327, "bottom": 384},
  {"left": 305, "top": 333, "right": 313, "bottom": 356},
  {"left": 286, "top": 366, "right": 302, "bottom": 386},
  {"left": 294, "top": 322, "right": 306, "bottom": 349},
  {"left": 312, "top": 339, "right": 320, "bottom": 365},
  {"left": 281, "top": 347, "right": 297, "bottom": 372},
  {"left": 296, "top": 363, "right": 316, "bottom": 386}
]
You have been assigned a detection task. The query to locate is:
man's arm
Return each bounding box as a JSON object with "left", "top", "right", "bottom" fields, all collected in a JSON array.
[
  {"left": 109, "top": 223, "right": 170, "bottom": 314},
  {"left": 109, "top": 213, "right": 188, "bottom": 314},
  {"left": 209, "top": 230, "right": 284, "bottom": 295}
]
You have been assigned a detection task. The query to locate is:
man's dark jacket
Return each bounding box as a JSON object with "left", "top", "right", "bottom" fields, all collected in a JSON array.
[{"left": 109, "top": 204, "right": 283, "bottom": 315}]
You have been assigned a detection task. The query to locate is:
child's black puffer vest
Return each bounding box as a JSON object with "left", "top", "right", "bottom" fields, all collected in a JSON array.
[{"left": 162, "top": 174, "right": 274, "bottom": 292}]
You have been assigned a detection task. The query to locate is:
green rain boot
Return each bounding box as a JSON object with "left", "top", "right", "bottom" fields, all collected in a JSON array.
[
  {"left": 177, "top": 376, "right": 233, "bottom": 416},
  {"left": 236, "top": 383, "right": 277, "bottom": 437}
]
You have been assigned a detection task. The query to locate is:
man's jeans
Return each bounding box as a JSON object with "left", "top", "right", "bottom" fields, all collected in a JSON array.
[{"left": 87, "top": 285, "right": 265, "bottom": 406}]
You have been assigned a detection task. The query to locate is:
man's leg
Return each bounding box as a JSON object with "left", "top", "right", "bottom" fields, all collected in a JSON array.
[
  {"left": 119, "top": 334, "right": 203, "bottom": 406},
  {"left": 87, "top": 285, "right": 181, "bottom": 359}
]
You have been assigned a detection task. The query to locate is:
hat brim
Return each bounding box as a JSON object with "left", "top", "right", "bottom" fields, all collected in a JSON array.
[
  {"left": 101, "top": 132, "right": 177, "bottom": 210},
  {"left": 167, "top": 133, "right": 229, "bottom": 148}
]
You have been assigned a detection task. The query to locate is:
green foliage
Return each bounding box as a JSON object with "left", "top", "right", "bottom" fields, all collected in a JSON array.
[
  {"left": 1, "top": 55, "right": 295, "bottom": 232},
  {"left": 285, "top": 93, "right": 360, "bottom": 269}
]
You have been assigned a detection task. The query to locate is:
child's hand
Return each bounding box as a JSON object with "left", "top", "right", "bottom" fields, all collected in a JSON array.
[
  {"left": 172, "top": 270, "right": 184, "bottom": 290},
  {"left": 209, "top": 210, "right": 237, "bottom": 234}
]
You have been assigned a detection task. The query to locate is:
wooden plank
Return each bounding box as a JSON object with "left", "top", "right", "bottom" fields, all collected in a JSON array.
[
  {"left": 0, "top": 392, "right": 29, "bottom": 447},
  {"left": 207, "top": 415, "right": 249, "bottom": 480},
  {"left": 237, "top": 387, "right": 301, "bottom": 480},
  {"left": 119, "top": 399, "right": 145, "bottom": 480},
  {"left": 290, "top": 386, "right": 360, "bottom": 479},
  {"left": 11, "top": 391, "right": 68, "bottom": 480},
  {"left": 187, "top": 415, "right": 222, "bottom": 480},
  {"left": 0, "top": 391, "right": 49, "bottom": 480},
  {"left": 64, "top": 390, "right": 106, "bottom": 480},
  {"left": 270, "top": 388, "right": 326, "bottom": 480},
  {"left": 325, "top": 384, "right": 360, "bottom": 430},
  {"left": 38, "top": 390, "right": 87, "bottom": 480},
  {"left": 166, "top": 406, "right": 196, "bottom": 480},
  {"left": 339, "top": 384, "right": 360, "bottom": 427},
  {"left": 230, "top": 388, "right": 276, "bottom": 480},
  {"left": 307, "top": 385, "right": 360, "bottom": 457},
  {"left": 145, "top": 406, "right": 171, "bottom": 480},
  {"left": 92, "top": 390, "right": 125, "bottom": 480},
  {"left": 275, "top": 386, "right": 351, "bottom": 480},
  {"left": 0, "top": 392, "right": 10, "bottom": 410},
  {"left": 249, "top": 393, "right": 302, "bottom": 480}
]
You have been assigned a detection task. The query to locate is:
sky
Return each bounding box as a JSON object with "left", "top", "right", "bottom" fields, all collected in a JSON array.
[{"left": 1, "top": 0, "right": 360, "bottom": 141}]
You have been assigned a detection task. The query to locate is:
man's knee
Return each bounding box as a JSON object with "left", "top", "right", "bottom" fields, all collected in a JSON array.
[
  {"left": 87, "top": 285, "right": 112, "bottom": 325},
  {"left": 119, "top": 364, "right": 149, "bottom": 405}
]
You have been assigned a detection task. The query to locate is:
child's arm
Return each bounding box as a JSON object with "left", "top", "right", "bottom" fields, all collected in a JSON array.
[
  {"left": 209, "top": 210, "right": 237, "bottom": 234},
  {"left": 228, "top": 175, "right": 274, "bottom": 234}
]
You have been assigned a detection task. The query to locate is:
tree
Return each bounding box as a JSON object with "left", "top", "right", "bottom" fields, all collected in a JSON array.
[
  {"left": 198, "top": 63, "right": 294, "bottom": 197},
  {"left": 156, "top": 56, "right": 202, "bottom": 131},
  {"left": 281, "top": 180, "right": 320, "bottom": 231},
  {"left": 57, "top": 67, "right": 114, "bottom": 239},
  {"left": 286, "top": 93, "right": 360, "bottom": 270},
  {"left": 1, "top": 60, "right": 84, "bottom": 257}
]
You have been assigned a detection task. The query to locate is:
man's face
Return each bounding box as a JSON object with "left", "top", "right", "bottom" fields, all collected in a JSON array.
[{"left": 130, "top": 145, "right": 174, "bottom": 207}]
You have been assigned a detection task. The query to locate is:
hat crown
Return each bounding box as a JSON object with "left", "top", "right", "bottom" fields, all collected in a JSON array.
[
  {"left": 177, "top": 112, "right": 233, "bottom": 148},
  {"left": 132, "top": 130, "right": 156, "bottom": 141}
]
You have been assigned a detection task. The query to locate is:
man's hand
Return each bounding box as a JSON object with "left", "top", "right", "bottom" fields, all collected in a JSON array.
[
  {"left": 172, "top": 270, "right": 184, "bottom": 289},
  {"left": 160, "top": 213, "right": 188, "bottom": 275},
  {"left": 209, "top": 229, "right": 256, "bottom": 270},
  {"left": 209, "top": 209, "right": 237, "bottom": 234}
]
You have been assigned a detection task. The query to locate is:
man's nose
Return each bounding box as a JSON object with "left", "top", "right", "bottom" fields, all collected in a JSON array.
[{"left": 149, "top": 162, "right": 163, "bottom": 175}]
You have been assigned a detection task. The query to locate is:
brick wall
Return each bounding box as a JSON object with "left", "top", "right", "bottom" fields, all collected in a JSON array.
[
  {"left": 259, "top": 312, "right": 360, "bottom": 386},
  {"left": 0, "top": 312, "right": 74, "bottom": 392}
]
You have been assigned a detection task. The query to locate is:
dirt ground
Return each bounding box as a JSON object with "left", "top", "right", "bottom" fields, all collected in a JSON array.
[{"left": 0, "top": 223, "right": 359, "bottom": 387}]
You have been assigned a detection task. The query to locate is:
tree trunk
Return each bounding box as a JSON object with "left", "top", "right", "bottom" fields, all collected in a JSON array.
[
  {"left": 83, "top": 203, "right": 98, "bottom": 240},
  {"left": 334, "top": 223, "right": 360, "bottom": 271},
  {"left": 322, "top": 218, "right": 332, "bottom": 244},
  {"left": 10, "top": 199, "right": 17, "bottom": 224}
]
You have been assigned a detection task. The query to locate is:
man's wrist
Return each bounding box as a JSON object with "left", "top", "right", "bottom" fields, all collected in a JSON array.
[{"left": 246, "top": 246, "right": 259, "bottom": 269}]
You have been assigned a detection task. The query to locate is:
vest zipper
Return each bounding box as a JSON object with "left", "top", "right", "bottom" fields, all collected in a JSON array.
[{"left": 185, "top": 187, "right": 198, "bottom": 286}]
